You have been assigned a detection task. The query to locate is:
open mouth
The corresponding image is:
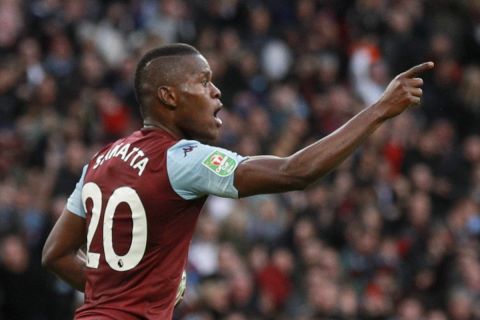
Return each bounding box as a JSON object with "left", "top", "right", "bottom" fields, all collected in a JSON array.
[{"left": 214, "top": 105, "right": 223, "bottom": 126}]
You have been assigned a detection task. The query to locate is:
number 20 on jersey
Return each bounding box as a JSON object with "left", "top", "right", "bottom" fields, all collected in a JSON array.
[{"left": 82, "top": 182, "right": 147, "bottom": 272}]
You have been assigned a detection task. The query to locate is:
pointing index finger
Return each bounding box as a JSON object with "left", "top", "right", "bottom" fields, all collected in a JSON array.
[{"left": 399, "top": 62, "right": 435, "bottom": 79}]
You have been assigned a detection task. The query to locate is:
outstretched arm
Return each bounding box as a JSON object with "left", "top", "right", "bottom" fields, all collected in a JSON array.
[
  {"left": 42, "top": 208, "right": 86, "bottom": 292},
  {"left": 234, "top": 62, "right": 434, "bottom": 197}
]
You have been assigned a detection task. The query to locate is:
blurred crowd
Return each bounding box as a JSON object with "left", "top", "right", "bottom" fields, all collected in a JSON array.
[{"left": 1, "top": 0, "right": 480, "bottom": 319}]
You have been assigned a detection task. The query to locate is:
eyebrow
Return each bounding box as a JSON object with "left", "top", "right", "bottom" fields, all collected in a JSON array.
[{"left": 201, "top": 70, "right": 212, "bottom": 77}]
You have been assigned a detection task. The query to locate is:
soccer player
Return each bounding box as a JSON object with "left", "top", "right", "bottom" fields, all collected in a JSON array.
[{"left": 42, "top": 43, "right": 433, "bottom": 319}]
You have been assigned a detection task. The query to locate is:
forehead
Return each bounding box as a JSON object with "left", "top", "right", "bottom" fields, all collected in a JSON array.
[{"left": 181, "top": 54, "right": 211, "bottom": 75}]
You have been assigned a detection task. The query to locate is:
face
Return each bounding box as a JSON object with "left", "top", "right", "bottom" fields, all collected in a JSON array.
[{"left": 173, "top": 54, "right": 223, "bottom": 144}]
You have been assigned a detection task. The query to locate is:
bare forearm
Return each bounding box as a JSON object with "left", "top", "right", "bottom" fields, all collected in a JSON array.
[
  {"left": 282, "top": 61, "right": 434, "bottom": 182},
  {"left": 282, "top": 104, "right": 385, "bottom": 185},
  {"left": 42, "top": 209, "right": 87, "bottom": 292},
  {"left": 235, "top": 105, "right": 385, "bottom": 196},
  {"left": 46, "top": 254, "right": 86, "bottom": 292}
]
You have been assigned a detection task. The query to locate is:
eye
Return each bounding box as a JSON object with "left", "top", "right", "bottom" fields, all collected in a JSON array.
[{"left": 202, "top": 80, "right": 209, "bottom": 87}]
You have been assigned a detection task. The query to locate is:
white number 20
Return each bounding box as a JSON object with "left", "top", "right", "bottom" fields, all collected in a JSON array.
[{"left": 82, "top": 182, "right": 147, "bottom": 271}]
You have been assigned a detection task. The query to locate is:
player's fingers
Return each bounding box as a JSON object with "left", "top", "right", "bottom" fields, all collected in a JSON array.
[
  {"left": 406, "top": 77, "right": 424, "bottom": 87},
  {"left": 409, "top": 95, "right": 421, "bottom": 106},
  {"left": 409, "top": 87, "right": 423, "bottom": 97},
  {"left": 399, "top": 62, "right": 434, "bottom": 79}
]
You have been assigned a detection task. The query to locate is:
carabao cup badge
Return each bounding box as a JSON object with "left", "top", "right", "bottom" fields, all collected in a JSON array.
[{"left": 202, "top": 150, "right": 237, "bottom": 177}]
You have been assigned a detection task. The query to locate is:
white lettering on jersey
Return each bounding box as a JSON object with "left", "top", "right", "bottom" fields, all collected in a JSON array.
[
  {"left": 93, "top": 154, "right": 105, "bottom": 169},
  {"left": 106, "top": 143, "right": 123, "bottom": 160},
  {"left": 129, "top": 150, "right": 144, "bottom": 166},
  {"left": 132, "top": 157, "right": 149, "bottom": 176},
  {"left": 116, "top": 143, "right": 130, "bottom": 160},
  {"left": 93, "top": 143, "right": 149, "bottom": 176},
  {"left": 125, "top": 147, "right": 140, "bottom": 161}
]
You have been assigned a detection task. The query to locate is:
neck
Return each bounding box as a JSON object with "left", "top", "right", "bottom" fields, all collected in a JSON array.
[{"left": 143, "top": 120, "right": 182, "bottom": 139}]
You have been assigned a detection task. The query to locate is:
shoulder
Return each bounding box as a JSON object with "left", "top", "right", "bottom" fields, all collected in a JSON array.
[
  {"left": 166, "top": 139, "right": 246, "bottom": 199},
  {"left": 167, "top": 140, "right": 243, "bottom": 176}
]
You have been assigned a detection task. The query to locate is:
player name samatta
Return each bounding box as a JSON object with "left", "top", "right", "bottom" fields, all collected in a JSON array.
[{"left": 93, "top": 143, "right": 149, "bottom": 176}]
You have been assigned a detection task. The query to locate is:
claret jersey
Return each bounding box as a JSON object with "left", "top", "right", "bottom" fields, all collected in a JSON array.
[{"left": 66, "top": 128, "right": 244, "bottom": 319}]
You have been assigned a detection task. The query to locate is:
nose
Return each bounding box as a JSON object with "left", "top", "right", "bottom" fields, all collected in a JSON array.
[{"left": 210, "top": 82, "right": 221, "bottom": 99}]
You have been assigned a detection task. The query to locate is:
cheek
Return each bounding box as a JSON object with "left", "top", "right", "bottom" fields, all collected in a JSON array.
[
  {"left": 179, "top": 90, "right": 209, "bottom": 112},
  {"left": 180, "top": 110, "right": 208, "bottom": 134},
  {"left": 180, "top": 83, "right": 207, "bottom": 98}
]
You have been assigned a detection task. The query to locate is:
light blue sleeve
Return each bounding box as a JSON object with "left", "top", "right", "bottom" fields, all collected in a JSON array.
[
  {"left": 166, "top": 140, "right": 246, "bottom": 200},
  {"left": 66, "top": 165, "right": 88, "bottom": 218}
]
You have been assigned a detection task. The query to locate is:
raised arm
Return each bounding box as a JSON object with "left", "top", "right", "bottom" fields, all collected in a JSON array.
[
  {"left": 42, "top": 208, "right": 87, "bottom": 292},
  {"left": 234, "top": 62, "right": 434, "bottom": 197}
]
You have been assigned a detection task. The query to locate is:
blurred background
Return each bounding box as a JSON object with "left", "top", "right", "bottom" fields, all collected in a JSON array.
[{"left": 0, "top": 0, "right": 480, "bottom": 319}]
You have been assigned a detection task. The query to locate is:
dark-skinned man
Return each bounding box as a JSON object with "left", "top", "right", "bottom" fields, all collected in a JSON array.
[{"left": 42, "top": 43, "right": 433, "bottom": 319}]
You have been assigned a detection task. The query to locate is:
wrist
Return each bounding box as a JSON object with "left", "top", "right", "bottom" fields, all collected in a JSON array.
[{"left": 368, "top": 101, "right": 389, "bottom": 124}]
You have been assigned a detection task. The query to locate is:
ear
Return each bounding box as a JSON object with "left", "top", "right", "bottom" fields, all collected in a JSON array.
[{"left": 157, "top": 86, "right": 177, "bottom": 109}]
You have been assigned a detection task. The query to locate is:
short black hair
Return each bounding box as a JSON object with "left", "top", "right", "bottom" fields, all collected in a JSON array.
[{"left": 134, "top": 43, "right": 200, "bottom": 117}]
